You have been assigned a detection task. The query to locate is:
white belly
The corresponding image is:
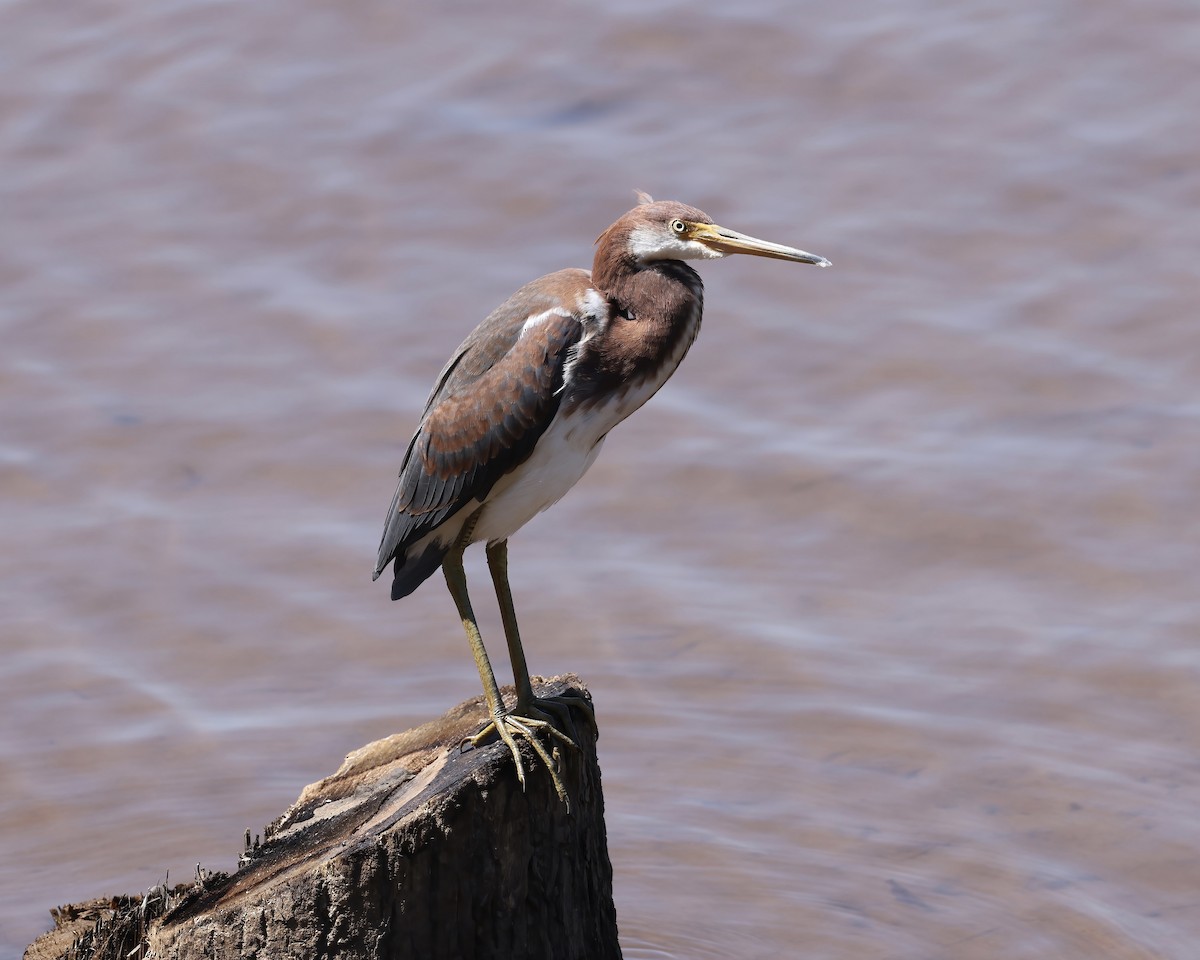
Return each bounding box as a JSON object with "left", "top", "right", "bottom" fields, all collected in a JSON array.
[{"left": 471, "top": 407, "right": 607, "bottom": 544}]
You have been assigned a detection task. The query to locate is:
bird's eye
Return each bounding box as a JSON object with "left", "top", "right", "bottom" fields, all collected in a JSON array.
[{"left": 670, "top": 219, "right": 687, "bottom": 234}]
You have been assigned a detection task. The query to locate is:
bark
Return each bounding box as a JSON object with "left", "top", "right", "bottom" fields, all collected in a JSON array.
[{"left": 25, "top": 674, "right": 620, "bottom": 960}]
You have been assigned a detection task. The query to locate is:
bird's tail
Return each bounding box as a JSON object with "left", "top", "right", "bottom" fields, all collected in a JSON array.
[{"left": 379, "top": 539, "right": 449, "bottom": 600}]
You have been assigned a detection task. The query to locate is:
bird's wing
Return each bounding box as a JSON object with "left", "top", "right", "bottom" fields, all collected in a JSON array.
[{"left": 374, "top": 269, "right": 595, "bottom": 577}]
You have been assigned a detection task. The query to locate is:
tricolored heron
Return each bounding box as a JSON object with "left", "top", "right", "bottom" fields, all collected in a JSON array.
[{"left": 374, "top": 195, "right": 829, "bottom": 803}]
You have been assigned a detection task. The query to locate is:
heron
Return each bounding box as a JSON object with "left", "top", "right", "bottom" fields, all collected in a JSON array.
[{"left": 374, "top": 194, "right": 829, "bottom": 803}]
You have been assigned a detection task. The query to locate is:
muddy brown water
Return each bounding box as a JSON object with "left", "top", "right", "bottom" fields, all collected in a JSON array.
[{"left": 3, "top": 2, "right": 1199, "bottom": 957}]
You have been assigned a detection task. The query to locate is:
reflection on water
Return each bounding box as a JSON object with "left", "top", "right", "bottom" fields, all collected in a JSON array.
[{"left": 4, "top": 1, "right": 1199, "bottom": 957}]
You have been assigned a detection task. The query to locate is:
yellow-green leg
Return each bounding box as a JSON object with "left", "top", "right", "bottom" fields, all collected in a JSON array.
[
  {"left": 485, "top": 539, "right": 597, "bottom": 740},
  {"left": 442, "top": 522, "right": 574, "bottom": 804}
]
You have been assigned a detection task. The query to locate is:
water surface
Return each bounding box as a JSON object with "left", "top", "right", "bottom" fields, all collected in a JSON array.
[{"left": 3, "top": 2, "right": 1198, "bottom": 957}]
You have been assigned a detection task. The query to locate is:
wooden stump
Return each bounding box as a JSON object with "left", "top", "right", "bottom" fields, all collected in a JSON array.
[{"left": 25, "top": 674, "right": 621, "bottom": 960}]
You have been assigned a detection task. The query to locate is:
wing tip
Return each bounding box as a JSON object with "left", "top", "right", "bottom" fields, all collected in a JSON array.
[{"left": 380, "top": 540, "right": 449, "bottom": 601}]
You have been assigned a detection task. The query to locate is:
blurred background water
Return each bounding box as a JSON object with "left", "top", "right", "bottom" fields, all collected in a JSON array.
[{"left": 3, "top": 1, "right": 1199, "bottom": 957}]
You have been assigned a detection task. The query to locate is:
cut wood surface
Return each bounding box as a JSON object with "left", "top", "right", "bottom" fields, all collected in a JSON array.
[{"left": 25, "top": 674, "right": 620, "bottom": 960}]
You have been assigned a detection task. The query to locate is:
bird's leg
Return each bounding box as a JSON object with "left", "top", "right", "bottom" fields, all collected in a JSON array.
[
  {"left": 442, "top": 522, "right": 570, "bottom": 804},
  {"left": 484, "top": 538, "right": 535, "bottom": 707},
  {"left": 485, "top": 539, "right": 597, "bottom": 741}
]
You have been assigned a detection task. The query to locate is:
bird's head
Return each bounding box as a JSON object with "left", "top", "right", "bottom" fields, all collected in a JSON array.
[{"left": 598, "top": 194, "right": 830, "bottom": 268}]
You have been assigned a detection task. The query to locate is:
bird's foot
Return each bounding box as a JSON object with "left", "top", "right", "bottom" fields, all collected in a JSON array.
[
  {"left": 461, "top": 692, "right": 596, "bottom": 808},
  {"left": 523, "top": 690, "right": 598, "bottom": 744},
  {"left": 463, "top": 708, "right": 579, "bottom": 807}
]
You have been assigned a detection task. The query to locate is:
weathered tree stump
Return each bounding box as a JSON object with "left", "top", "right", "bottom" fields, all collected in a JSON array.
[{"left": 25, "top": 674, "right": 620, "bottom": 960}]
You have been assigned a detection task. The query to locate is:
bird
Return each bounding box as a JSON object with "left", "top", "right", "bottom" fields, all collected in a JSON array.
[{"left": 374, "top": 194, "right": 829, "bottom": 804}]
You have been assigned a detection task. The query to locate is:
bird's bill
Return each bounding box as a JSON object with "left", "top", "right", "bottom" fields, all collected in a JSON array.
[{"left": 689, "top": 222, "right": 831, "bottom": 266}]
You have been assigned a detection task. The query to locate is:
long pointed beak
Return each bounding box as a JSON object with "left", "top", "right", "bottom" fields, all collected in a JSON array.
[{"left": 691, "top": 222, "right": 831, "bottom": 266}]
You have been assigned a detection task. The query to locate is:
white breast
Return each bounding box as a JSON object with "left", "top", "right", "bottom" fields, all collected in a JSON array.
[
  {"left": 473, "top": 288, "right": 700, "bottom": 546},
  {"left": 471, "top": 410, "right": 606, "bottom": 545}
]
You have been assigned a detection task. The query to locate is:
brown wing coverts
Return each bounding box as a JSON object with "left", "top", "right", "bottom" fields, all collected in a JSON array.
[{"left": 374, "top": 271, "right": 591, "bottom": 577}]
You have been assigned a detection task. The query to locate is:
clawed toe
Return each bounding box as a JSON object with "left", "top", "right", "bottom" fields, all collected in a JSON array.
[
  {"left": 462, "top": 709, "right": 574, "bottom": 808},
  {"left": 523, "top": 692, "right": 597, "bottom": 746},
  {"left": 460, "top": 692, "right": 596, "bottom": 808}
]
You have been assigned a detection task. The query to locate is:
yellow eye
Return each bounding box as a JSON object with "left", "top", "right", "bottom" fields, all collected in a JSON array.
[{"left": 670, "top": 219, "right": 687, "bottom": 234}]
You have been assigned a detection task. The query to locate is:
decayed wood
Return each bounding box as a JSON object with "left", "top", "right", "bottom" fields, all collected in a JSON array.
[{"left": 25, "top": 674, "right": 620, "bottom": 960}]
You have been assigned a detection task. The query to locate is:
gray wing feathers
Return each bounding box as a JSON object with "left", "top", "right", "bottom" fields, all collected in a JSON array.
[{"left": 374, "top": 270, "right": 593, "bottom": 579}]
